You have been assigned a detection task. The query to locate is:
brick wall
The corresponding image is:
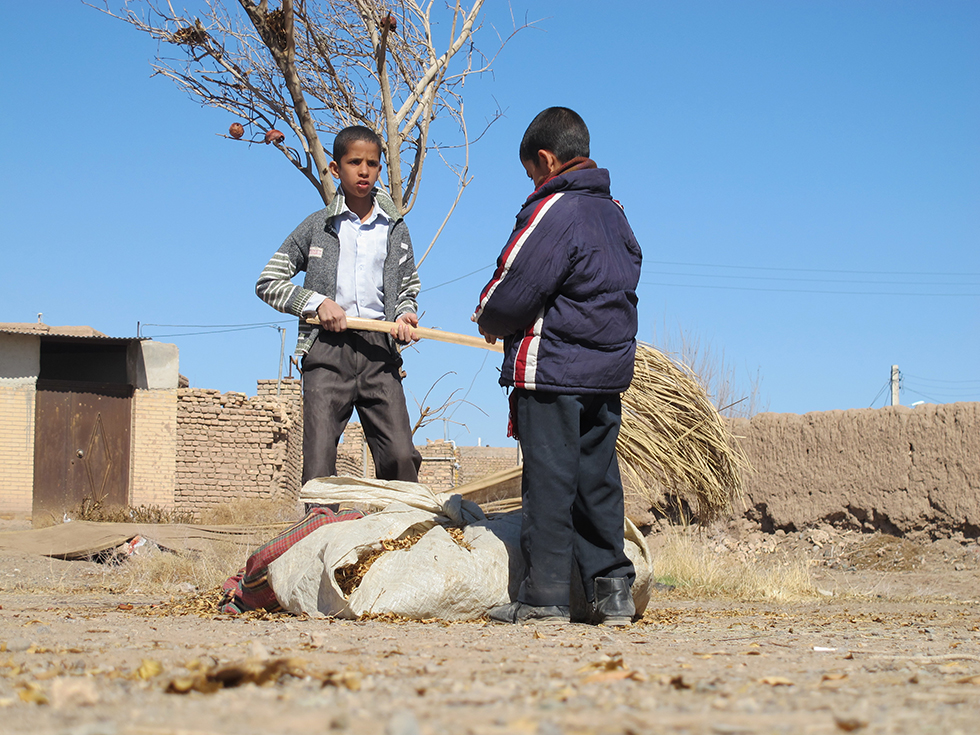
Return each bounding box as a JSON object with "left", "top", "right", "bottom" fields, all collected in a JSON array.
[
  {"left": 174, "top": 378, "right": 302, "bottom": 516},
  {"left": 418, "top": 439, "right": 460, "bottom": 489},
  {"left": 168, "top": 377, "right": 516, "bottom": 515},
  {"left": 130, "top": 388, "right": 177, "bottom": 508},
  {"left": 0, "top": 384, "right": 36, "bottom": 514},
  {"left": 256, "top": 379, "right": 303, "bottom": 498},
  {"left": 337, "top": 422, "right": 370, "bottom": 478},
  {"left": 457, "top": 445, "right": 520, "bottom": 486},
  {"left": 335, "top": 427, "right": 461, "bottom": 491}
]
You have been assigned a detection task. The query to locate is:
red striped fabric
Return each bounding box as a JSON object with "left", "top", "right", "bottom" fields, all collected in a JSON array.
[{"left": 219, "top": 506, "right": 363, "bottom": 615}]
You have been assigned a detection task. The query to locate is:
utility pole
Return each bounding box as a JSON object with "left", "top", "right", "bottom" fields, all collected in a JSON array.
[
  {"left": 276, "top": 326, "right": 286, "bottom": 398},
  {"left": 890, "top": 364, "right": 900, "bottom": 406}
]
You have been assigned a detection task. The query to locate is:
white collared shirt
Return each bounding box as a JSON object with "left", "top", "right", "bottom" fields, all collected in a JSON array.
[{"left": 303, "top": 198, "right": 389, "bottom": 320}]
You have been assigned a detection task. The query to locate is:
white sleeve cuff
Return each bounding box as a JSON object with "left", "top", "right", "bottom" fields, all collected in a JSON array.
[{"left": 302, "top": 293, "right": 327, "bottom": 316}]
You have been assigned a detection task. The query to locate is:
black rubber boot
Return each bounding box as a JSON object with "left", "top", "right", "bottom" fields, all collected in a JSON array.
[
  {"left": 487, "top": 601, "right": 570, "bottom": 625},
  {"left": 592, "top": 577, "right": 635, "bottom": 627}
]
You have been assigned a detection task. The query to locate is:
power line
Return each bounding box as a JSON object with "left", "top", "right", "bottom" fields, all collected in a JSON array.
[
  {"left": 902, "top": 384, "right": 980, "bottom": 399},
  {"left": 422, "top": 264, "right": 494, "bottom": 293},
  {"left": 902, "top": 374, "right": 980, "bottom": 386},
  {"left": 419, "top": 260, "right": 980, "bottom": 299},
  {"left": 141, "top": 321, "right": 292, "bottom": 328},
  {"left": 904, "top": 387, "right": 947, "bottom": 404},
  {"left": 646, "top": 259, "right": 980, "bottom": 277},
  {"left": 869, "top": 379, "right": 891, "bottom": 408},
  {"left": 649, "top": 270, "right": 980, "bottom": 287},
  {"left": 639, "top": 281, "right": 979, "bottom": 297},
  {"left": 145, "top": 324, "right": 286, "bottom": 339}
]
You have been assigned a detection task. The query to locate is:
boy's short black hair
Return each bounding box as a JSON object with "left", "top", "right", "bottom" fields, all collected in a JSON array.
[
  {"left": 333, "top": 125, "right": 384, "bottom": 161},
  {"left": 519, "top": 107, "right": 590, "bottom": 164}
]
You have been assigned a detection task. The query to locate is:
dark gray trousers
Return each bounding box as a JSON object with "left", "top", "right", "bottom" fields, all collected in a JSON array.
[
  {"left": 515, "top": 389, "right": 635, "bottom": 607},
  {"left": 301, "top": 330, "right": 421, "bottom": 484}
]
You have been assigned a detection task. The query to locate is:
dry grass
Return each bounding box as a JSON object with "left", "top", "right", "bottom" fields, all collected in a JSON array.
[
  {"left": 68, "top": 498, "right": 196, "bottom": 525},
  {"left": 843, "top": 534, "right": 927, "bottom": 572},
  {"left": 196, "top": 498, "right": 299, "bottom": 526},
  {"left": 59, "top": 498, "right": 299, "bottom": 596},
  {"left": 107, "top": 539, "right": 254, "bottom": 596},
  {"left": 619, "top": 343, "right": 749, "bottom": 522},
  {"left": 108, "top": 531, "right": 264, "bottom": 595},
  {"left": 651, "top": 527, "right": 815, "bottom": 602}
]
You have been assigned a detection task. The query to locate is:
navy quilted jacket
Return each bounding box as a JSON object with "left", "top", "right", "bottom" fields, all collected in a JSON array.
[{"left": 473, "top": 167, "right": 642, "bottom": 394}]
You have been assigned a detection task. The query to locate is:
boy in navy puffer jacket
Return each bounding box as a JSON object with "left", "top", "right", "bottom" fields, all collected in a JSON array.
[{"left": 473, "top": 107, "right": 642, "bottom": 626}]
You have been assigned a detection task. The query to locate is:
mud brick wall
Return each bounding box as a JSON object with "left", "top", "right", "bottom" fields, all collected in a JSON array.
[
  {"left": 129, "top": 389, "right": 178, "bottom": 509},
  {"left": 730, "top": 402, "right": 980, "bottom": 538},
  {"left": 418, "top": 440, "right": 460, "bottom": 490},
  {"left": 337, "top": 422, "right": 370, "bottom": 479},
  {"left": 457, "top": 445, "right": 520, "bottom": 485},
  {"left": 335, "top": 429, "right": 460, "bottom": 492},
  {"left": 174, "top": 379, "right": 302, "bottom": 516},
  {"left": 256, "top": 379, "right": 303, "bottom": 498},
  {"left": 0, "top": 384, "right": 36, "bottom": 514}
]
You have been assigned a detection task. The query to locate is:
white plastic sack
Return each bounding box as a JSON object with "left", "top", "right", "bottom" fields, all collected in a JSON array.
[
  {"left": 271, "top": 477, "right": 653, "bottom": 621},
  {"left": 299, "top": 476, "right": 484, "bottom": 525}
]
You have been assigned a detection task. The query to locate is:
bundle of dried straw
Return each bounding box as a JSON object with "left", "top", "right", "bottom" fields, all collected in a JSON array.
[{"left": 617, "top": 343, "right": 748, "bottom": 522}]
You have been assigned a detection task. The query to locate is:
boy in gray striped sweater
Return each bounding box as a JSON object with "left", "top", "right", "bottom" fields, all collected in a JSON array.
[{"left": 256, "top": 126, "right": 422, "bottom": 488}]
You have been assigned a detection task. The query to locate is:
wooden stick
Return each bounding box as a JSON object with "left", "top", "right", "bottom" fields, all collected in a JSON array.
[{"left": 305, "top": 316, "right": 503, "bottom": 353}]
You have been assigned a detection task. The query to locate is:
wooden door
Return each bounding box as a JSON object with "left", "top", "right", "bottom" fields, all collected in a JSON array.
[{"left": 33, "top": 381, "right": 132, "bottom": 522}]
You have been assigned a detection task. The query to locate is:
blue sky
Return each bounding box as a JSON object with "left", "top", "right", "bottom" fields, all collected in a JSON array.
[{"left": 1, "top": 1, "right": 977, "bottom": 448}]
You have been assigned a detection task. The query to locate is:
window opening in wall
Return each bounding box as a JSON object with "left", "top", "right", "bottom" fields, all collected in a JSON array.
[{"left": 39, "top": 340, "right": 129, "bottom": 384}]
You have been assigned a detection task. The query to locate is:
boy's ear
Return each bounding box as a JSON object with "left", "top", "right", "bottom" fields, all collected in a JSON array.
[
  {"left": 328, "top": 159, "right": 340, "bottom": 179},
  {"left": 538, "top": 149, "right": 563, "bottom": 176}
]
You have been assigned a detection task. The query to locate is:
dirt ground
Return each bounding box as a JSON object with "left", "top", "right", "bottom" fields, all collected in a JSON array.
[{"left": 2, "top": 516, "right": 980, "bottom": 735}]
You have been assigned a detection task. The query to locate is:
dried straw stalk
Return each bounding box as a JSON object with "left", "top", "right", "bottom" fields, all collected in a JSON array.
[{"left": 618, "top": 343, "right": 748, "bottom": 522}]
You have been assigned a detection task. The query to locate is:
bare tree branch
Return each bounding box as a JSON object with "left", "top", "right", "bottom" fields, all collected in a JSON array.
[{"left": 92, "top": 0, "right": 534, "bottom": 246}]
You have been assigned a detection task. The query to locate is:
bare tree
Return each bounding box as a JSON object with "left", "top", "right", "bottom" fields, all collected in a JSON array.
[
  {"left": 651, "top": 322, "right": 769, "bottom": 419},
  {"left": 95, "top": 0, "right": 528, "bottom": 262}
]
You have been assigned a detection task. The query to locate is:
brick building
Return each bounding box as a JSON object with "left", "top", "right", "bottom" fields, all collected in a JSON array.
[
  {"left": 1, "top": 321, "right": 518, "bottom": 522},
  {"left": 0, "top": 322, "right": 179, "bottom": 523}
]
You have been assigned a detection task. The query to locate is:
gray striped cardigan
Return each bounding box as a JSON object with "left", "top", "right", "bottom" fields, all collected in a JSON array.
[{"left": 255, "top": 188, "right": 421, "bottom": 356}]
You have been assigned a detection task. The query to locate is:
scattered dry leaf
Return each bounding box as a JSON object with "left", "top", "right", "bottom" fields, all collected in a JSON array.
[
  {"left": 575, "top": 653, "right": 645, "bottom": 684},
  {"left": 165, "top": 657, "right": 307, "bottom": 694},
  {"left": 16, "top": 682, "right": 48, "bottom": 705},
  {"left": 334, "top": 534, "right": 426, "bottom": 596},
  {"left": 137, "top": 659, "right": 163, "bottom": 680},
  {"left": 758, "top": 676, "right": 794, "bottom": 686},
  {"left": 820, "top": 672, "right": 849, "bottom": 689},
  {"left": 322, "top": 670, "right": 362, "bottom": 691},
  {"left": 582, "top": 669, "right": 647, "bottom": 684},
  {"left": 577, "top": 653, "right": 626, "bottom": 674},
  {"left": 834, "top": 714, "right": 869, "bottom": 731}
]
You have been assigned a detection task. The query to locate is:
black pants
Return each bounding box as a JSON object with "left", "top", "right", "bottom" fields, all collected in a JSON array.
[
  {"left": 515, "top": 389, "right": 635, "bottom": 607},
  {"left": 301, "top": 330, "right": 421, "bottom": 484}
]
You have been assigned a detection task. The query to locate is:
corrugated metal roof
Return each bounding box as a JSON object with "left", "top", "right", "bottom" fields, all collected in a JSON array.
[{"left": 0, "top": 322, "right": 142, "bottom": 341}]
